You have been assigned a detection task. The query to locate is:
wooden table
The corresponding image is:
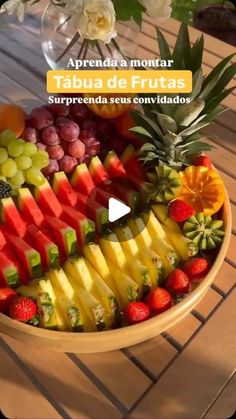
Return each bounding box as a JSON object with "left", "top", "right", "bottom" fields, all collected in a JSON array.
[{"left": 0, "top": 8, "right": 236, "bottom": 419}]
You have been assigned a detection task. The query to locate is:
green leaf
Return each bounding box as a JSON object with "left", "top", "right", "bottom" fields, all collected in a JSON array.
[
  {"left": 180, "top": 122, "right": 210, "bottom": 137},
  {"left": 190, "top": 35, "right": 204, "bottom": 73},
  {"left": 190, "top": 68, "right": 203, "bottom": 100},
  {"left": 208, "top": 63, "right": 236, "bottom": 98},
  {"left": 172, "top": 23, "right": 191, "bottom": 70},
  {"left": 182, "top": 141, "right": 214, "bottom": 155},
  {"left": 114, "top": 0, "right": 145, "bottom": 26},
  {"left": 130, "top": 111, "right": 163, "bottom": 139},
  {"left": 156, "top": 28, "right": 172, "bottom": 61},
  {"left": 130, "top": 126, "right": 153, "bottom": 138},
  {"left": 204, "top": 86, "right": 236, "bottom": 114}
]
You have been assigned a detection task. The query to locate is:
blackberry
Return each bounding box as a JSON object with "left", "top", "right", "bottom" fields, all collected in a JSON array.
[{"left": 0, "top": 180, "right": 12, "bottom": 199}]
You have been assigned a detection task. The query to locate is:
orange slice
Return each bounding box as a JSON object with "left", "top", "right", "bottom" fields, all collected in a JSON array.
[
  {"left": 178, "top": 166, "right": 225, "bottom": 216},
  {"left": 84, "top": 93, "right": 134, "bottom": 119},
  {"left": 0, "top": 104, "right": 25, "bottom": 137}
]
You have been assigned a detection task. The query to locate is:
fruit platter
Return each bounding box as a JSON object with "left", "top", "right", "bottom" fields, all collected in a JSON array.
[{"left": 0, "top": 27, "right": 233, "bottom": 353}]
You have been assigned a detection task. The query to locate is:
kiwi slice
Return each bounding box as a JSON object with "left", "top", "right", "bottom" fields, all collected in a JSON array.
[
  {"left": 146, "top": 166, "right": 182, "bottom": 203},
  {"left": 183, "top": 212, "right": 225, "bottom": 250}
]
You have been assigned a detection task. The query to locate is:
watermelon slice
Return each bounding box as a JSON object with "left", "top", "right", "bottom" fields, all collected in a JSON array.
[
  {"left": 89, "top": 156, "right": 110, "bottom": 185},
  {"left": 44, "top": 215, "right": 78, "bottom": 259},
  {"left": 76, "top": 192, "right": 109, "bottom": 234},
  {"left": 61, "top": 205, "right": 95, "bottom": 249},
  {"left": 3, "top": 245, "right": 29, "bottom": 284},
  {"left": 26, "top": 224, "right": 60, "bottom": 270},
  {"left": 0, "top": 197, "right": 27, "bottom": 238},
  {"left": 53, "top": 172, "right": 78, "bottom": 207},
  {"left": 3, "top": 231, "right": 42, "bottom": 280},
  {"left": 112, "top": 180, "right": 141, "bottom": 214},
  {"left": 34, "top": 179, "right": 63, "bottom": 218},
  {"left": 121, "top": 145, "right": 147, "bottom": 181},
  {"left": 0, "top": 250, "right": 20, "bottom": 287},
  {"left": 18, "top": 188, "right": 45, "bottom": 227},
  {"left": 70, "top": 164, "right": 94, "bottom": 195},
  {"left": 0, "top": 229, "right": 6, "bottom": 250},
  {"left": 103, "top": 151, "right": 126, "bottom": 178}
]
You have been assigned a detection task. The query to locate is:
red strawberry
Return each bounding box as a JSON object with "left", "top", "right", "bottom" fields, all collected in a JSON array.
[
  {"left": 124, "top": 301, "right": 150, "bottom": 325},
  {"left": 182, "top": 258, "right": 209, "bottom": 283},
  {"left": 0, "top": 288, "right": 17, "bottom": 314},
  {"left": 168, "top": 199, "right": 195, "bottom": 223},
  {"left": 193, "top": 155, "right": 212, "bottom": 169},
  {"left": 145, "top": 287, "right": 173, "bottom": 315},
  {"left": 165, "top": 269, "right": 191, "bottom": 295},
  {"left": 10, "top": 296, "right": 37, "bottom": 322}
]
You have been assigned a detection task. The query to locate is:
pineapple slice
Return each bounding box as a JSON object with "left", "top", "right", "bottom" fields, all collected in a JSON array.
[
  {"left": 127, "top": 218, "right": 153, "bottom": 249},
  {"left": 64, "top": 258, "right": 111, "bottom": 328},
  {"left": 66, "top": 273, "right": 106, "bottom": 331},
  {"left": 37, "top": 278, "right": 66, "bottom": 330},
  {"left": 141, "top": 212, "right": 179, "bottom": 273},
  {"left": 83, "top": 242, "right": 118, "bottom": 297},
  {"left": 100, "top": 232, "right": 152, "bottom": 297},
  {"left": 115, "top": 226, "right": 152, "bottom": 296},
  {"left": 17, "top": 283, "right": 38, "bottom": 299},
  {"left": 106, "top": 260, "right": 139, "bottom": 307},
  {"left": 141, "top": 248, "right": 165, "bottom": 287},
  {"left": 152, "top": 205, "right": 198, "bottom": 260},
  {"left": 46, "top": 269, "right": 86, "bottom": 332},
  {"left": 85, "top": 260, "right": 120, "bottom": 327}
]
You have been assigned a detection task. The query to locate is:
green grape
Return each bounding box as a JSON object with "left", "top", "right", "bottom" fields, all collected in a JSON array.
[
  {"left": 0, "top": 175, "right": 7, "bottom": 182},
  {"left": 16, "top": 155, "right": 32, "bottom": 170},
  {"left": 26, "top": 167, "right": 45, "bottom": 186},
  {"left": 0, "top": 147, "right": 8, "bottom": 164},
  {"left": 8, "top": 141, "right": 24, "bottom": 158},
  {"left": 23, "top": 143, "right": 37, "bottom": 157},
  {"left": 0, "top": 129, "right": 16, "bottom": 147},
  {"left": 10, "top": 170, "right": 25, "bottom": 186},
  {"left": 31, "top": 150, "right": 49, "bottom": 169},
  {"left": 1, "top": 158, "right": 17, "bottom": 178}
]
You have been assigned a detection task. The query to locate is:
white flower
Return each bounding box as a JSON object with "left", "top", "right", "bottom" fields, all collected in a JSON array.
[
  {"left": 71, "top": 0, "right": 116, "bottom": 44},
  {"left": 0, "top": 0, "right": 29, "bottom": 22},
  {"left": 140, "top": 0, "right": 172, "bottom": 21}
]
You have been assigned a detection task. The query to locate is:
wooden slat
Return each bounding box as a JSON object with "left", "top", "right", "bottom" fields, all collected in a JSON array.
[
  {"left": 217, "top": 110, "right": 236, "bottom": 135},
  {"left": 226, "top": 234, "right": 236, "bottom": 266},
  {"left": 204, "top": 122, "right": 236, "bottom": 154},
  {"left": 166, "top": 314, "right": 201, "bottom": 347},
  {"left": 206, "top": 138, "right": 236, "bottom": 179},
  {"left": 217, "top": 172, "right": 236, "bottom": 204},
  {"left": 213, "top": 261, "right": 236, "bottom": 295},
  {"left": 131, "top": 288, "right": 236, "bottom": 419},
  {"left": 205, "top": 372, "right": 236, "bottom": 418},
  {"left": 2, "top": 336, "right": 122, "bottom": 419},
  {"left": 0, "top": 341, "right": 61, "bottom": 419},
  {"left": 77, "top": 351, "right": 152, "bottom": 410},
  {"left": 126, "top": 335, "right": 178, "bottom": 380},
  {"left": 194, "top": 288, "right": 222, "bottom": 320}
]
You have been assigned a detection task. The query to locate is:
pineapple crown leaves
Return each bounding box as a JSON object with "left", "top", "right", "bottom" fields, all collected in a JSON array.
[{"left": 131, "top": 24, "right": 236, "bottom": 170}]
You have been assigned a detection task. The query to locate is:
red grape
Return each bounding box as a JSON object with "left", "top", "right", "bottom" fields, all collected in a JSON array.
[
  {"left": 29, "top": 107, "right": 53, "bottom": 130},
  {"left": 59, "top": 155, "right": 77, "bottom": 173},
  {"left": 82, "top": 119, "right": 97, "bottom": 132},
  {"left": 79, "top": 131, "right": 101, "bottom": 156},
  {"left": 47, "top": 104, "right": 70, "bottom": 116},
  {"left": 68, "top": 140, "right": 85, "bottom": 158},
  {"left": 42, "top": 159, "right": 59, "bottom": 177},
  {"left": 60, "top": 121, "right": 80, "bottom": 142},
  {"left": 37, "top": 142, "right": 47, "bottom": 151},
  {"left": 55, "top": 116, "right": 71, "bottom": 128},
  {"left": 42, "top": 125, "right": 60, "bottom": 145},
  {"left": 78, "top": 154, "right": 91, "bottom": 165},
  {"left": 70, "top": 104, "right": 90, "bottom": 123},
  {"left": 79, "top": 129, "right": 96, "bottom": 141},
  {"left": 22, "top": 127, "right": 39, "bottom": 143},
  {"left": 46, "top": 145, "right": 65, "bottom": 160}
]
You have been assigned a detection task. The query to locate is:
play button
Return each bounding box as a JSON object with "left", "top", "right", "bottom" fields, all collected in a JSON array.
[{"left": 108, "top": 198, "right": 131, "bottom": 223}]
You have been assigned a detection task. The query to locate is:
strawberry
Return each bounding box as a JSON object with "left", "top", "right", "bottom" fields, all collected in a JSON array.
[
  {"left": 0, "top": 288, "right": 17, "bottom": 314},
  {"left": 10, "top": 296, "right": 37, "bottom": 322},
  {"left": 165, "top": 269, "right": 191, "bottom": 295},
  {"left": 124, "top": 301, "right": 150, "bottom": 325},
  {"left": 168, "top": 199, "right": 195, "bottom": 223},
  {"left": 193, "top": 155, "right": 212, "bottom": 169},
  {"left": 182, "top": 258, "right": 209, "bottom": 283},
  {"left": 145, "top": 287, "right": 173, "bottom": 315}
]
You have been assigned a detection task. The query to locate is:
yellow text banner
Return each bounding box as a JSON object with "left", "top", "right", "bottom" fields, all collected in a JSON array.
[{"left": 47, "top": 70, "right": 192, "bottom": 94}]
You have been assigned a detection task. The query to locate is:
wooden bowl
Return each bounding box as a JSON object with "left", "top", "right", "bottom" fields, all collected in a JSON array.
[{"left": 0, "top": 194, "right": 231, "bottom": 353}]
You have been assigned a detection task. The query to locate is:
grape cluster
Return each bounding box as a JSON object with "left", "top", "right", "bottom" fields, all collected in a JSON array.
[
  {"left": 0, "top": 129, "right": 49, "bottom": 190},
  {"left": 24, "top": 104, "right": 102, "bottom": 176}
]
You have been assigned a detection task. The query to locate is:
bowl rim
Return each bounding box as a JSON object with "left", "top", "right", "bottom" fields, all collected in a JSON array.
[{"left": 0, "top": 193, "right": 232, "bottom": 351}]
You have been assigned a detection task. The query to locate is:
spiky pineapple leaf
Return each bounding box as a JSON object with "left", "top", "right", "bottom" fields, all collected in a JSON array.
[
  {"left": 151, "top": 112, "right": 178, "bottom": 134},
  {"left": 174, "top": 99, "right": 205, "bottom": 127},
  {"left": 182, "top": 142, "right": 214, "bottom": 155},
  {"left": 204, "top": 86, "right": 236, "bottom": 114},
  {"left": 191, "top": 69, "right": 204, "bottom": 100},
  {"left": 190, "top": 35, "right": 204, "bottom": 73},
  {"left": 130, "top": 126, "right": 153, "bottom": 139},
  {"left": 130, "top": 111, "right": 163, "bottom": 138},
  {"left": 156, "top": 28, "right": 172, "bottom": 61},
  {"left": 208, "top": 63, "right": 236, "bottom": 99},
  {"left": 172, "top": 24, "right": 191, "bottom": 70},
  {"left": 180, "top": 122, "right": 210, "bottom": 137}
]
